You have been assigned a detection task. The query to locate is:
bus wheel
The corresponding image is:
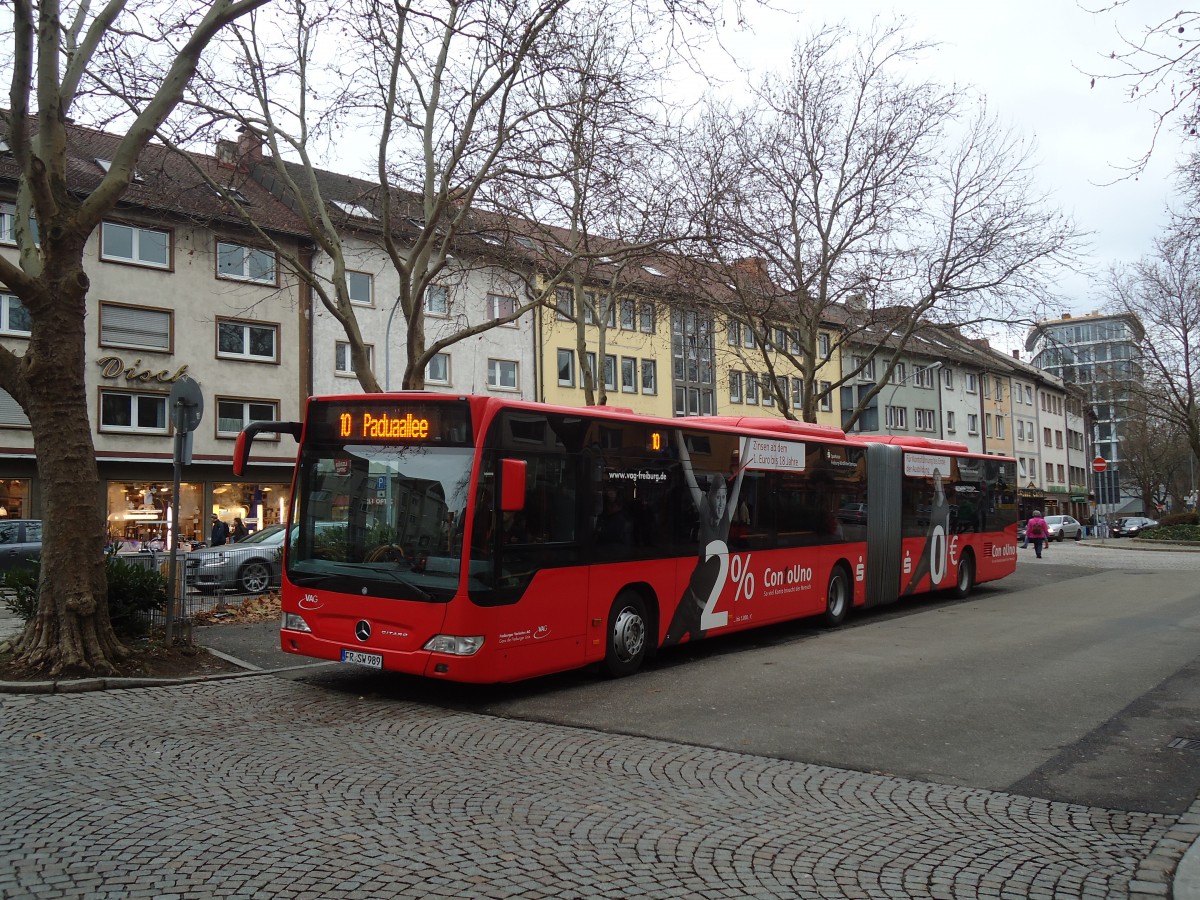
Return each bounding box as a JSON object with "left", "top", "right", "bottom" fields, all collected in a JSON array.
[
  {"left": 822, "top": 566, "right": 850, "bottom": 627},
  {"left": 951, "top": 551, "right": 975, "bottom": 600},
  {"left": 603, "top": 592, "right": 649, "bottom": 678}
]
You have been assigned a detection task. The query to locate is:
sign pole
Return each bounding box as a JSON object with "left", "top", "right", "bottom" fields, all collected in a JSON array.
[{"left": 165, "top": 377, "right": 204, "bottom": 644}]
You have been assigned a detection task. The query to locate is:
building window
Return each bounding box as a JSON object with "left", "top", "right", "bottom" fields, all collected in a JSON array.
[
  {"left": 1046, "top": 462, "right": 1054, "bottom": 482},
  {"left": 347, "top": 271, "right": 373, "bottom": 305},
  {"left": 743, "top": 323, "right": 756, "bottom": 349},
  {"left": 216, "top": 398, "right": 278, "bottom": 437},
  {"left": 1055, "top": 430, "right": 1064, "bottom": 449},
  {"left": 218, "top": 320, "right": 278, "bottom": 363},
  {"left": 819, "top": 381, "right": 832, "bottom": 412},
  {"left": 100, "top": 222, "right": 170, "bottom": 269},
  {"left": 1025, "top": 385, "right": 1033, "bottom": 404},
  {"left": 487, "top": 359, "right": 519, "bottom": 390},
  {"left": 916, "top": 408, "right": 936, "bottom": 432},
  {"left": 994, "top": 376, "right": 1004, "bottom": 400},
  {"left": 604, "top": 354, "right": 617, "bottom": 391},
  {"left": 557, "top": 349, "right": 575, "bottom": 387},
  {"left": 424, "top": 284, "right": 448, "bottom": 316},
  {"left": 942, "top": 367, "right": 954, "bottom": 389},
  {"left": 100, "top": 390, "right": 168, "bottom": 434},
  {"left": 641, "top": 359, "right": 658, "bottom": 395},
  {"left": 891, "top": 362, "right": 907, "bottom": 384},
  {"left": 639, "top": 302, "right": 655, "bottom": 333},
  {"left": 791, "top": 377, "right": 803, "bottom": 409},
  {"left": 0, "top": 202, "right": 38, "bottom": 246},
  {"left": 914, "top": 365, "right": 935, "bottom": 388},
  {"left": 730, "top": 370, "right": 743, "bottom": 403},
  {"left": 621, "top": 357, "right": 637, "bottom": 393},
  {"left": 818, "top": 333, "right": 831, "bottom": 358},
  {"left": 886, "top": 406, "right": 907, "bottom": 429},
  {"left": 1043, "top": 427, "right": 1052, "bottom": 447},
  {"left": 727, "top": 318, "right": 740, "bottom": 346},
  {"left": 965, "top": 373, "right": 978, "bottom": 394},
  {"left": 967, "top": 414, "right": 979, "bottom": 435},
  {"left": 487, "top": 293, "right": 517, "bottom": 324},
  {"left": 985, "top": 413, "right": 993, "bottom": 438},
  {"left": 996, "top": 417, "right": 1005, "bottom": 440},
  {"left": 585, "top": 351, "right": 597, "bottom": 387},
  {"left": 0, "top": 388, "right": 30, "bottom": 427},
  {"left": 946, "top": 410, "right": 956, "bottom": 432},
  {"left": 100, "top": 303, "right": 171, "bottom": 351},
  {"left": 853, "top": 355, "right": 876, "bottom": 381},
  {"left": 426, "top": 352, "right": 450, "bottom": 385},
  {"left": 216, "top": 241, "right": 276, "bottom": 285},
  {"left": 584, "top": 293, "right": 597, "bottom": 326},
  {"left": 620, "top": 300, "right": 636, "bottom": 331},
  {"left": 746, "top": 373, "right": 759, "bottom": 404},
  {"left": 0, "top": 293, "right": 31, "bottom": 336},
  {"left": 335, "top": 341, "right": 373, "bottom": 376},
  {"left": 555, "top": 288, "right": 574, "bottom": 321}
]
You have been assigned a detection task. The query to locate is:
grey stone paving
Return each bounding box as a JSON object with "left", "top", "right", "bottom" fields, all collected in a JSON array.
[{"left": 0, "top": 677, "right": 1183, "bottom": 899}]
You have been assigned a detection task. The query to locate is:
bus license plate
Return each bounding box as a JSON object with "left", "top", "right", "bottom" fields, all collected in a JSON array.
[{"left": 341, "top": 649, "right": 383, "bottom": 669}]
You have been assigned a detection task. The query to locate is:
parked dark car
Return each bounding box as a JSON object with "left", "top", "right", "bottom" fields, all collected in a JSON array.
[
  {"left": 1111, "top": 516, "right": 1158, "bottom": 538},
  {"left": 185, "top": 523, "right": 286, "bottom": 594},
  {"left": 0, "top": 519, "right": 42, "bottom": 572}
]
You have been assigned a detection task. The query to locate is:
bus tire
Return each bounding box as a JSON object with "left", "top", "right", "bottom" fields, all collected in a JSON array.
[
  {"left": 951, "top": 551, "right": 974, "bottom": 600},
  {"left": 822, "top": 565, "right": 851, "bottom": 627},
  {"left": 603, "top": 591, "right": 649, "bottom": 678}
]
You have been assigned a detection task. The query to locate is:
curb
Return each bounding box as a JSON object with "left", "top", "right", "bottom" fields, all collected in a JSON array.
[
  {"left": 0, "top": 666, "right": 279, "bottom": 695},
  {"left": 1131, "top": 796, "right": 1200, "bottom": 900}
]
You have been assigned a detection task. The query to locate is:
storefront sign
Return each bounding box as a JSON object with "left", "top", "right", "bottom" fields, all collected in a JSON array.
[{"left": 96, "top": 356, "right": 189, "bottom": 385}]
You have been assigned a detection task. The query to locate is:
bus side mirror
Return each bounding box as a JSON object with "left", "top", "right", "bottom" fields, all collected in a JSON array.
[
  {"left": 234, "top": 421, "right": 303, "bottom": 475},
  {"left": 500, "top": 459, "right": 527, "bottom": 512}
]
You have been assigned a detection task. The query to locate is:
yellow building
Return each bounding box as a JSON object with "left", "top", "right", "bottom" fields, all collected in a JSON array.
[
  {"left": 536, "top": 284, "right": 673, "bottom": 418},
  {"left": 713, "top": 312, "right": 843, "bottom": 428}
]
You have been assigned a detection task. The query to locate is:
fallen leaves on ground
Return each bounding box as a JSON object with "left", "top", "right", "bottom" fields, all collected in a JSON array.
[{"left": 191, "top": 592, "right": 282, "bottom": 626}]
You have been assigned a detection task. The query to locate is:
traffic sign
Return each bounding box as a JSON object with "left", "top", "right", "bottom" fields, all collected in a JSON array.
[
  {"left": 1092, "top": 456, "right": 1107, "bottom": 473},
  {"left": 168, "top": 376, "right": 204, "bottom": 433}
]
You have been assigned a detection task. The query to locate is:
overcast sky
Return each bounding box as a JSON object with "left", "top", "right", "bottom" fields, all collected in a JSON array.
[{"left": 707, "top": 0, "right": 1190, "bottom": 335}]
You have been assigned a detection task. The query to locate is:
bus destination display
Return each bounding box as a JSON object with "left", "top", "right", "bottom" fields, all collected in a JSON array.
[{"left": 308, "top": 399, "right": 472, "bottom": 446}]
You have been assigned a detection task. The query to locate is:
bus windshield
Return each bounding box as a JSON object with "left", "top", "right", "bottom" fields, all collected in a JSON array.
[{"left": 287, "top": 443, "right": 475, "bottom": 601}]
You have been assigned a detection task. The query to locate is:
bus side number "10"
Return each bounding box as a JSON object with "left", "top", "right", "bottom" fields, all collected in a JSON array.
[{"left": 339, "top": 413, "right": 352, "bottom": 437}]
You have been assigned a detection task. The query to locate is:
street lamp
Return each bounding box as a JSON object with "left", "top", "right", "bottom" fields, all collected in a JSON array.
[{"left": 884, "top": 361, "right": 943, "bottom": 433}]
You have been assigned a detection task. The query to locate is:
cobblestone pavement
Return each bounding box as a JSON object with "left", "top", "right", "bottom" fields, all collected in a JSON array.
[{"left": 2, "top": 675, "right": 1194, "bottom": 900}]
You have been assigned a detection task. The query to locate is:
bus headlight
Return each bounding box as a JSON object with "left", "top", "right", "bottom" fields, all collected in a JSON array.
[
  {"left": 282, "top": 612, "right": 312, "bottom": 633},
  {"left": 422, "top": 634, "right": 484, "bottom": 656}
]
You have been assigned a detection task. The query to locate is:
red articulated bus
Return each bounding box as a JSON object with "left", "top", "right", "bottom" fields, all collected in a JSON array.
[{"left": 235, "top": 394, "right": 1018, "bottom": 683}]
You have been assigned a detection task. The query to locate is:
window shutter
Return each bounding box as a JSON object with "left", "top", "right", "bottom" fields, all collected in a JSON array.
[
  {"left": 0, "top": 389, "right": 29, "bottom": 427},
  {"left": 101, "top": 305, "right": 170, "bottom": 350}
]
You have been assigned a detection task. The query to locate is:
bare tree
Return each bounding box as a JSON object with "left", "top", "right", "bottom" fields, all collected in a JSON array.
[
  {"left": 1105, "top": 219, "right": 1200, "bottom": 489},
  {"left": 1085, "top": 3, "right": 1200, "bottom": 170},
  {"left": 184, "top": 0, "right": 721, "bottom": 395},
  {"left": 0, "top": 0, "right": 266, "bottom": 675},
  {"left": 681, "top": 22, "right": 1080, "bottom": 425}
]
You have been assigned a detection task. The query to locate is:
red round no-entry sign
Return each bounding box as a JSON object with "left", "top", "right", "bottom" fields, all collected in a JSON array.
[{"left": 1092, "top": 456, "right": 1108, "bottom": 473}]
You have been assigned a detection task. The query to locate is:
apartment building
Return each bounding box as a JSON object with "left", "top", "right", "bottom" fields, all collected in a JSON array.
[{"left": 0, "top": 122, "right": 311, "bottom": 546}]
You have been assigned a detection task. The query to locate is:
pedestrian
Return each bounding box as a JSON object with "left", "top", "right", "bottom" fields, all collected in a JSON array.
[
  {"left": 210, "top": 514, "right": 230, "bottom": 547},
  {"left": 231, "top": 517, "right": 248, "bottom": 542},
  {"left": 1025, "top": 509, "right": 1049, "bottom": 558}
]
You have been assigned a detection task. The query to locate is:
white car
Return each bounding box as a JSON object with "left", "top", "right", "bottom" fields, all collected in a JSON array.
[{"left": 1044, "top": 515, "right": 1083, "bottom": 542}]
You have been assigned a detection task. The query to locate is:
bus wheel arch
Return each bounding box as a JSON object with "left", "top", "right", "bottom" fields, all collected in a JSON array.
[
  {"left": 822, "top": 563, "right": 852, "bottom": 627},
  {"left": 602, "top": 586, "right": 657, "bottom": 678},
  {"left": 951, "top": 549, "right": 975, "bottom": 600}
]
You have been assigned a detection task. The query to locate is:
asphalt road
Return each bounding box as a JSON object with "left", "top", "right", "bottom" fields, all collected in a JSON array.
[{"left": 199, "top": 539, "right": 1200, "bottom": 817}]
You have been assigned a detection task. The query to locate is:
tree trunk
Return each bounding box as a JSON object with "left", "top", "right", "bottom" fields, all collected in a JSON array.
[{"left": 10, "top": 263, "right": 123, "bottom": 676}]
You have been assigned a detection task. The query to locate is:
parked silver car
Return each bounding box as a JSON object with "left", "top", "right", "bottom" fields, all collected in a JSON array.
[
  {"left": 1044, "top": 515, "right": 1083, "bottom": 542},
  {"left": 185, "top": 523, "right": 286, "bottom": 594}
]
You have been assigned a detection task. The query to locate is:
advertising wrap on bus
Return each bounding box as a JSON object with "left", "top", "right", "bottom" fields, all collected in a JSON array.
[{"left": 235, "top": 395, "right": 1017, "bottom": 684}]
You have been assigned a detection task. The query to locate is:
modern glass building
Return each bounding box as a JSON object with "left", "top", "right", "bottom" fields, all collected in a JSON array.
[{"left": 1025, "top": 311, "right": 1145, "bottom": 514}]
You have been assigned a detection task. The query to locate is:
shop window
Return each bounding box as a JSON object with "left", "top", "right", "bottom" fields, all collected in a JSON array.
[
  {"left": 0, "top": 478, "right": 30, "bottom": 519},
  {"left": 210, "top": 482, "right": 290, "bottom": 535}
]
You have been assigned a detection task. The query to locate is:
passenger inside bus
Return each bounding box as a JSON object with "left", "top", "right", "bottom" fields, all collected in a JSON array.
[{"left": 596, "top": 489, "right": 633, "bottom": 545}]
